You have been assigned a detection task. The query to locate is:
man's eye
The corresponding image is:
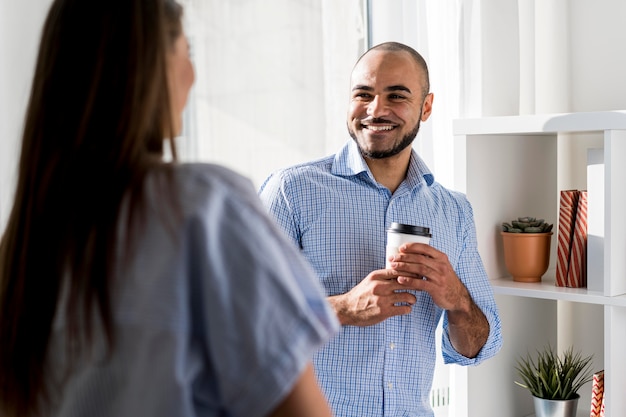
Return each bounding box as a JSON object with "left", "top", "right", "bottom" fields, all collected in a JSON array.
[
  {"left": 355, "top": 93, "right": 372, "bottom": 99},
  {"left": 389, "top": 94, "right": 405, "bottom": 100}
]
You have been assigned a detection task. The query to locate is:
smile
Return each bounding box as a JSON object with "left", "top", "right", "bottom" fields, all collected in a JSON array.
[{"left": 362, "top": 124, "right": 395, "bottom": 131}]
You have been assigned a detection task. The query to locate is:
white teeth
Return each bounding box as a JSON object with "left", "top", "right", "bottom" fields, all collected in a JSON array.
[{"left": 366, "top": 125, "right": 394, "bottom": 131}]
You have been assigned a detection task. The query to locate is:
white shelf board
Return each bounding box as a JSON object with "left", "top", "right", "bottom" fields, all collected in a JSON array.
[
  {"left": 491, "top": 270, "right": 626, "bottom": 307},
  {"left": 453, "top": 109, "right": 626, "bottom": 136}
]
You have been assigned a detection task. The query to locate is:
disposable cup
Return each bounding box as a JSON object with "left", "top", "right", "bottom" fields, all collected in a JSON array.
[{"left": 385, "top": 222, "right": 432, "bottom": 268}]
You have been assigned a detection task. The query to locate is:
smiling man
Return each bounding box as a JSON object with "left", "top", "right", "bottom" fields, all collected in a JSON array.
[{"left": 259, "top": 42, "right": 502, "bottom": 417}]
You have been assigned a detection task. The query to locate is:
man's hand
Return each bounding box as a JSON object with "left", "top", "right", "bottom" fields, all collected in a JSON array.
[
  {"left": 327, "top": 269, "right": 417, "bottom": 327},
  {"left": 386, "top": 242, "right": 467, "bottom": 310},
  {"left": 387, "top": 242, "right": 490, "bottom": 358}
]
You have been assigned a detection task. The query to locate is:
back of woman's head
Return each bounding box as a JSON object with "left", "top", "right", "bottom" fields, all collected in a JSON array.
[
  {"left": 0, "top": 1, "right": 183, "bottom": 416},
  {"left": 31, "top": 0, "right": 182, "bottom": 164}
]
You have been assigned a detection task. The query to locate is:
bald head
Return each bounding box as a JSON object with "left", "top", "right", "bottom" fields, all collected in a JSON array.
[{"left": 353, "top": 42, "right": 430, "bottom": 99}]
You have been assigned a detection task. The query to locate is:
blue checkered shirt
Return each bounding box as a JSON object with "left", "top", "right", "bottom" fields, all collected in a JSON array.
[{"left": 259, "top": 140, "right": 502, "bottom": 417}]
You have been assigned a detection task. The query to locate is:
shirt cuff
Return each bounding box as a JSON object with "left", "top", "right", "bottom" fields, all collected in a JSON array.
[{"left": 441, "top": 306, "right": 503, "bottom": 366}]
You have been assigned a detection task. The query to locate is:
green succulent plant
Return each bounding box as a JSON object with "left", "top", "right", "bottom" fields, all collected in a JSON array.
[
  {"left": 501, "top": 217, "right": 553, "bottom": 233},
  {"left": 514, "top": 345, "right": 594, "bottom": 400}
]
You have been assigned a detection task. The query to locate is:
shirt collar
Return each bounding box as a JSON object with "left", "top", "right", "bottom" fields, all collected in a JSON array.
[{"left": 331, "top": 140, "right": 435, "bottom": 187}]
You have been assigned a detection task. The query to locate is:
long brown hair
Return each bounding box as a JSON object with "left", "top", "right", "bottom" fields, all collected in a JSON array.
[{"left": 0, "top": 0, "right": 183, "bottom": 415}]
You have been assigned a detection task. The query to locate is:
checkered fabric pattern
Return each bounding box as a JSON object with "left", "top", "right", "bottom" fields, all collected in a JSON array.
[{"left": 259, "top": 140, "right": 502, "bottom": 417}]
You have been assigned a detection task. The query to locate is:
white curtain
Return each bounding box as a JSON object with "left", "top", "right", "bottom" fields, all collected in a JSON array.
[
  {"left": 177, "top": 0, "right": 366, "bottom": 189},
  {"left": 368, "top": 0, "right": 477, "bottom": 190}
]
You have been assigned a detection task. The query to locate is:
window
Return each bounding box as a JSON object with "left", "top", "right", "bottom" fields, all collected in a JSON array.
[{"left": 178, "top": 0, "right": 367, "bottom": 189}]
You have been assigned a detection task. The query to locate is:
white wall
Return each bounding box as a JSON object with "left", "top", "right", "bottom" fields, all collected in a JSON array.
[
  {"left": 0, "top": 0, "right": 52, "bottom": 229},
  {"left": 479, "top": 0, "right": 626, "bottom": 116},
  {"left": 479, "top": 0, "right": 520, "bottom": 116},
  {"left": 569, "top": 0, "right": 626, "bottom": 112}
]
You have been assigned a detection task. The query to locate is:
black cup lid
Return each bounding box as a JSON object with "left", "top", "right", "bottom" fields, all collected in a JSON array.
[{"left": 387, "top": 222, "right": 431, "bottom": 237}]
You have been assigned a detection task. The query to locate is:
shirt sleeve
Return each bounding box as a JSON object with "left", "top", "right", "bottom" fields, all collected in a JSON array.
[
  {"left": 441, "top": 198, "right": 503, "bottom": 366},
  {"left": 258, "top": 171, "right": 301, "bottom": 247},
  {"left": 186, "top": 172, "right": 339, "bottom": 417}
]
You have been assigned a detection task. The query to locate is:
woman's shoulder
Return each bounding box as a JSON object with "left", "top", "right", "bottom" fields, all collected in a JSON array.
[
  {"left": 173, "top": 162, "right": 253, "bottom": 191},
  {"left": 170, "top": 162, "right": 257, "bottom": 203},
  {"left": 142, "top": 162, "right": 260, "bottom": 221}
]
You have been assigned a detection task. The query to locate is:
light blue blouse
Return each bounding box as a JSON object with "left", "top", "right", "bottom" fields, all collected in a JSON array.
[{"left": 48, "top": 163, "right": 339, "bottom": 417}]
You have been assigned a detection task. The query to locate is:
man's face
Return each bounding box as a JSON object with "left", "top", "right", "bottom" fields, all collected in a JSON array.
[{"left": 347, "top": 50, "right": 432, "bottom": 159}]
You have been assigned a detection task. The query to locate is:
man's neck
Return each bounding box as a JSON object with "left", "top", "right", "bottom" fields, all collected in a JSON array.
[{"left": 365, "top": 150, "right": 411, "bottom": 194}]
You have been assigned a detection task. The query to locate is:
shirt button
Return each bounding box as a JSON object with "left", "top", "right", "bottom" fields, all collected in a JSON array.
[
  {"left": 387, "top": 382, "right": 393, "bottom": 389},
  {"left": 389, "top": 342, "right": 395, "bottom": 350}
]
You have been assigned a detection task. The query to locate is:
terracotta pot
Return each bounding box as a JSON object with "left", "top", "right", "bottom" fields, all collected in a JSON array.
[{"left": 501, "top": 231, "right": 553, "bottom": 282}]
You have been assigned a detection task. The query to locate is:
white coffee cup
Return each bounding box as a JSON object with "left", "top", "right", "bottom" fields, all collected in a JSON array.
[{"left": 385, "top": 222, "right": 432, "bottom": 268}]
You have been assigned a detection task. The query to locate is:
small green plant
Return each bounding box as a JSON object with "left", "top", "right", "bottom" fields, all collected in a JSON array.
[
  {"left": 514, "top": 345, "right": 594, "bottom": 400},
  {"left": 502, "top": 216, "right": 553, "bottom": 233}
]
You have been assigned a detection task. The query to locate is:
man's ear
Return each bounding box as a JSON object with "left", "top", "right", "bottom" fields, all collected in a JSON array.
[{"left": 421, "top": 93, "right": 434, "bottom": 121}]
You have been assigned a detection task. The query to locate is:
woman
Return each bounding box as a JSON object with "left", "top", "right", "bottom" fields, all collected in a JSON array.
[{"left": 0, "top": 1, "right": 338, "bottom": 416}]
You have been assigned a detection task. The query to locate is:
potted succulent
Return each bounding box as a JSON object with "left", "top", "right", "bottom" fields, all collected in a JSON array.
[
  {"left": 515, "top": 345, "right": 594, "bottom": 417},
  {"left": 501, "top": 216, "right": 553, "bottom": 282}
]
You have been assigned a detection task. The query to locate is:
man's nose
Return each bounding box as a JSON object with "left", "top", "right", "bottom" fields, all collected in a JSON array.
[{"left": 367, "top": 95, "right": 389, "bottom": 118}]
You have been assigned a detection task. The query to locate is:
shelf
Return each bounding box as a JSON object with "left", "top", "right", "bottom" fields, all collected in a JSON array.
[
  {"left": 492, "top": 270, "right": 626, "bottom": 307},
  {"left": 453, "top": 109, "right": 626, "bottom": 136},
  {"left": 454, "top": 110, "right": 626, "bottom": 416}
]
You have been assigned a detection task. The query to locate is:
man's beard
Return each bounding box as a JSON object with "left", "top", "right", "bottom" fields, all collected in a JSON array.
[{"left": 349, "top": 118, "right": 421, "bottom": 159}]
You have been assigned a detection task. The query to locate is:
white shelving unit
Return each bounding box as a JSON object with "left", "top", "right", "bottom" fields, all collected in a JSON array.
[{"left": 453, "top": 110, "right": 626, "bottom": 416}]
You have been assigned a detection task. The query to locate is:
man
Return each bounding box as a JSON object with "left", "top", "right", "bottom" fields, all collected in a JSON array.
[{"left": 259, "top": 41, "right": 502, "bottom": 416}]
